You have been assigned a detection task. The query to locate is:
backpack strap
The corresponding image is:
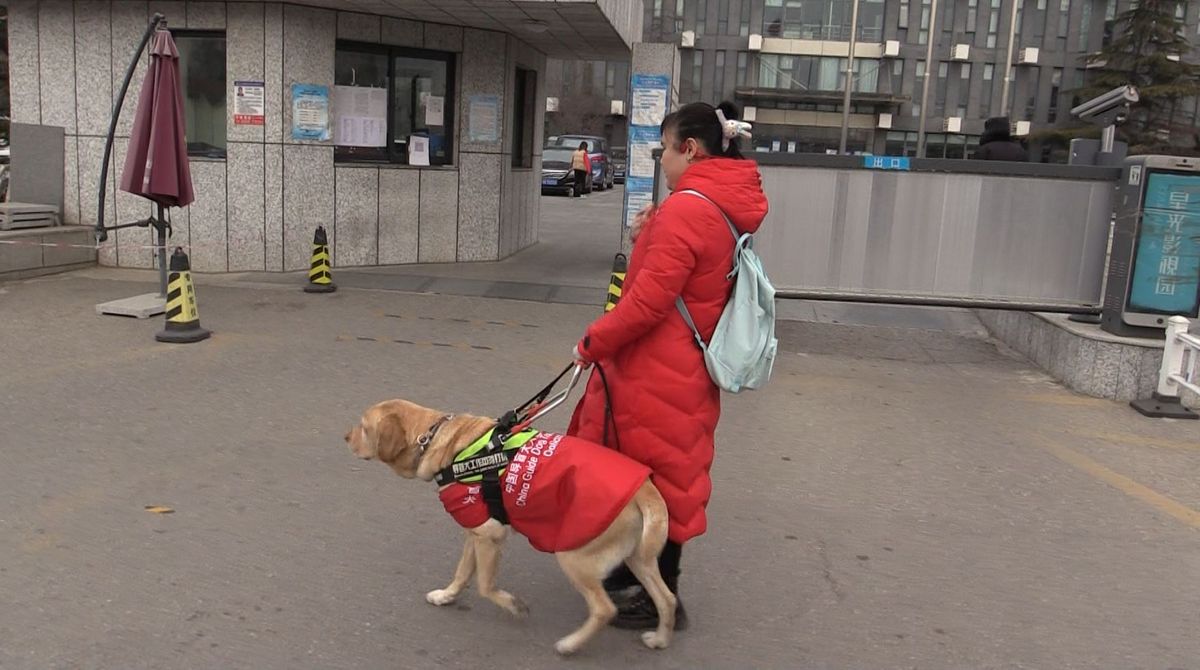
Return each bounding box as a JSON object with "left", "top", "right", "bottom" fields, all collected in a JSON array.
[
  {"left": 677, "top": 189, "right": 752, "bottom": 280},
  {"left": 673, "top": 189, "right": 749, "bottom": 350}
]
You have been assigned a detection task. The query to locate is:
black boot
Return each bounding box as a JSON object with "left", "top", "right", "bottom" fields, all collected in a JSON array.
[{"left": 611, "top": 585, "right": 688, "bottom": 631}]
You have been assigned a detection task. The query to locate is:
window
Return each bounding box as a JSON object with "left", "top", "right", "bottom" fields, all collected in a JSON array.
[
  {"left": 891, "top": 60, "right": 905, "bottom": 95},
  {"left": 174, "top": 31, "right": 227, "bottom": 158},
  {"left": 676, "top": 0, "right": 686, "bottom": 32},
  {"left": 913, "top": 61, "right": 926, "bottom": 116},
  {"left": 715, "top": 52, "right": 727, "bottom": 101},
  {"left": 1048, "top": 67, "right": 1062, "bottom": 122},
  {"left": 968, "top": 0, "right": 979, "bottom": 33},
  {"left": 937, "top": 62, "right": 949, "bottom": 114},
  {"left": 737, "top": 52, "right": 749, "bottom": 87},
  {"left": 605, "top": 66, "right": 616, "bottom": 99},
  {"left": 692, "top": 52, "right": 704, "bottom": 98},
  {"left": 900, "top": 0, "right": 910, "bottom": 28},
  {"left": 697, "top": 0, "right": 708, "bottom": 35},
  {"left": 861, "top": 0, "right": 886, "bottom": 40},
  {"left": 740, "top": 0, "right": 752, "bottom": 35},
  {"left": 759, "top": 54, "right": 780, "bottom": 88},
  {"left": 512, "top": 68, "right": 536, "bottom": 168},
  {"left": 944, "top": 0, "right": 956, "bottom": 42},
  {"left": 1080, "top": 0, "right": 1092, "bottom": 51},
  {"left": 719, "top": 0, "right": 730, "bottom": 34},
  {"left": 919, "top": 0, "right": 932, "bottom": 44},
  {"left": 1058, "top": 0, "right": 1071, "bottom": 48},
  {"left": 981, "top": 63, "right": 994, "bottom": 117},
  {"left": 988, "top": 0, "right": 1001, "bottom": 46},
  {"left": 334, "top": 42, "right": 455, "bottom": 165},
  {"left": 763, "top": 0, "right": 877, "bottom": 40}
]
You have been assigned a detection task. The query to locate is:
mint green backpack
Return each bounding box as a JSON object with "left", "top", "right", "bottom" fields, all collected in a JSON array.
[{"left": 675, "top": 189, "right": 777, "bottom": 393}]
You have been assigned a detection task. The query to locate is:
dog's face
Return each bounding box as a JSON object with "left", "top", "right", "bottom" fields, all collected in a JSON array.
[{"left": 345, "top": 400, "right": 432, "bottom": 478}]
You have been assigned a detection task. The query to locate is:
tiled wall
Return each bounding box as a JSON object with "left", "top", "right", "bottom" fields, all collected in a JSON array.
[{"left": 7, "top": 0, "right": 545, "bottom": 272}]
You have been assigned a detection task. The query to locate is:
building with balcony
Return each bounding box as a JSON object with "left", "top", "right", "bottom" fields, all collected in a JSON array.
[{"left": 549, "top": 0, "right": 1200, "bottom": 159}]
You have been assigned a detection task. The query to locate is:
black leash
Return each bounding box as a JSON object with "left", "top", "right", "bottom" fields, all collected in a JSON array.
[{"left": 592, "top": 362, "right": 621, "bottom": 453}]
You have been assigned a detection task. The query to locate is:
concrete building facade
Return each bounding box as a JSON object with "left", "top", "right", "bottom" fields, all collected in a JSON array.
[
  {"left": 6, "top": 0, "right": 640, "bottom": 272},
  {"left": 548, "top": 0, "right": 1200, "bottom": 159}
]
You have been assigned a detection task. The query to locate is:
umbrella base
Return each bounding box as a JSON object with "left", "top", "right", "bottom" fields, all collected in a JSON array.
[
  {"left": 304, "top": 282, "right": 337, "bottom": 294},
  {"left": 96, "top": 292, "right": 166, "bottom": 319}
]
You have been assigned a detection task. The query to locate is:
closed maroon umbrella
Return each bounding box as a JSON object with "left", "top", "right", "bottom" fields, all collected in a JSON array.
[{"left": 120, "top": 29, "right": 193, "bottom": 208}]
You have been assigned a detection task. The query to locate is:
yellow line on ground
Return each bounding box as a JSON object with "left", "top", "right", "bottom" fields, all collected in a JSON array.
[
  {"left": 1084, "top": 431, "right": 1200, "bottom": 453},
  {"left": 1039, "top": 440, "right": 1200, "bottom": 530}
]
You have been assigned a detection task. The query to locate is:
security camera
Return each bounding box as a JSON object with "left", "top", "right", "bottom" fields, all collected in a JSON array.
[{"left": 1070, "top": 85, "right": 1139, "bottom": 126}]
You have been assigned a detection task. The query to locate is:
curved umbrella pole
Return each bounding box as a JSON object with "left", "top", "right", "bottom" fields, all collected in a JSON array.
[{"left": 96, "top": 13, "right": 166, "bottom": 292}]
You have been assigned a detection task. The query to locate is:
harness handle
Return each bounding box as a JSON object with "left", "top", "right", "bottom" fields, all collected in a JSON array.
[{"left": 506, "top": 363, "right": 584, "bottom": 434}]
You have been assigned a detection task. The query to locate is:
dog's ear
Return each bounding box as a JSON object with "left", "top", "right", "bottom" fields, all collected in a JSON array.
[{"left": 374, "top": 412, "right": 412, "bottom": 469}]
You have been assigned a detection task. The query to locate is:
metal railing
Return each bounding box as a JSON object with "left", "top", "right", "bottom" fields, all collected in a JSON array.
[{"left": 1131, "top": 316, "right": 1200, "bottom": 419}]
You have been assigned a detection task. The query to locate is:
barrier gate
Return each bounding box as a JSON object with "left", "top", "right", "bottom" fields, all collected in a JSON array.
[{"left": 653, "top": 154, "right": 1121, "bottom": 313}]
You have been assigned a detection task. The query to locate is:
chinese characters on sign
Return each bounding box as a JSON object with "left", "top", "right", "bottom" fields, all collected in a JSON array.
[
  {"left": 467, "top": 95, "right": 500, "bottom": 143},
  {"left": 624, "top": 74, "right": 671, "bottom": 230},
  {"left": 291, "top": 84, "right": 330, "bottom": 141},
  {"left": 863, "top": 156, "right": 911, "bottom": 171},
  {"left": 233, "top": 80, "right": 265, "bottom": 125},
  {"left": 1129, "top": 171, "right": 1200, "bottom": 315}
]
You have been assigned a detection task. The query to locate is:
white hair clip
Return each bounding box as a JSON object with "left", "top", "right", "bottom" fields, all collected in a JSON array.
[{"left": 715, "top": 108, "right": 753, "bottom": 150}]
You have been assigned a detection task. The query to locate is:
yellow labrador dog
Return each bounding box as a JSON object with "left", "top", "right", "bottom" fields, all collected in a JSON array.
[{"left": 345, "top": 398, "right": 677, "bottom": 655}]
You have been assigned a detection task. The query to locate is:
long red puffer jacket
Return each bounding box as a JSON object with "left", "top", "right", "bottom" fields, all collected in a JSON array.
[{"left": 569, "top": 157, "right": 768, "bottom": 543}]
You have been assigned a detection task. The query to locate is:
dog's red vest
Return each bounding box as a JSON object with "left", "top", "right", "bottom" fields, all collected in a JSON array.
[{"left": 438, "top": 432, "right": 651, "bottom": 553}]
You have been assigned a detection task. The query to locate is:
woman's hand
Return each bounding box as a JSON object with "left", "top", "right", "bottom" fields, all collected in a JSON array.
[
  {"left": 631, "top": 204, "right": 656, "bottom": 242},
  {"left": 572, "top": 344, "right": 592, "bottom": 369}
]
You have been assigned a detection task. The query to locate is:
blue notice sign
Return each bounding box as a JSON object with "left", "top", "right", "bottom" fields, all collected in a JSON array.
[
  {"left": 1128, "top": 170, "right": 1200, "bottom": 315},
  {"left": 862, "top": 156, "right": 910, "bottom": 171}
]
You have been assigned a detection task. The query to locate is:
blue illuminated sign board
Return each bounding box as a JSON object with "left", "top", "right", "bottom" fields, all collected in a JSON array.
[{"left": 1128, "top": 170, "right": 1200, "bottom": 315}]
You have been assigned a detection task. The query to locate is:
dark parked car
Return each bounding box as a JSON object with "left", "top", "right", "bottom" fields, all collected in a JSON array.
[
  {"left": 611, "top": 146, "right": 626, "bottom": 184},
  {"left": 540, "top": 146, "right": 580, "bottom": 196},
  {"left": 553, "top": 135, "right": 613, "bottom": 191}
]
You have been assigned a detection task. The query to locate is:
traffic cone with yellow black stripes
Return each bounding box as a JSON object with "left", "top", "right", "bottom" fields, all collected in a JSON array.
[
  {"left": 156, "top": 247, "right": 211, "bottom": 344},
  {"left": 604, "top": 253, "right": 627, "bottom": 312},
  {"left": 304, "top": 225, "right": 336, "bottom": 293}
]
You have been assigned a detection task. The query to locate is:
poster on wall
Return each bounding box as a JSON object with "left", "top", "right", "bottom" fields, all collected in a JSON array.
[
  {"left": 624, "top": 74, "right": 672, "bottom": 230},
  {"left": 467, "top": 94, "right": 500, "bottom": 143},
  {"left": 332, "top": 85, "right": 387, "bottom": 147},
  {"left": 631, "top": 74, "right": 669, "bottom": 127},
  {"left": 233, "top": 80, "right": 265, "bottom": 125},
  {"left": 291, "top": 83, "right": 330, "bottom": 141}
]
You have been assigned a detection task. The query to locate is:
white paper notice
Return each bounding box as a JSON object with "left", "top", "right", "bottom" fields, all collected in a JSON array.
[
  {"left": 425, "top": 96, "right": 445, "bottom": 127},
  {"left": 333, "top": 85, "right": 388, "bottom": 147},
  {"left": 631, "top": 87, "right": 667, "bottom": 126},
  {"left": 630, "top": 143, "right": 657, "bottom": 179},
  {"left": 408, "top": 136, "right": 430, "bottom": 166},
  {"left": 336, "top": 116, "right": 387, "bottom": 148}
]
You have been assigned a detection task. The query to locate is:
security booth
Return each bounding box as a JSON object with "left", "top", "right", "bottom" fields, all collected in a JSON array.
[
  {"left": 5, "top": 1, "right": 641, "bottom": 273},
  {"left": 1102, "top": 155, "right": 1200, "bottom": 338}
]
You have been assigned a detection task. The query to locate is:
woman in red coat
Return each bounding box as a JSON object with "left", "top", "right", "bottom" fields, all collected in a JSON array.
[{"left": 569, "top": 101, "right": 768, "bottom": 629}]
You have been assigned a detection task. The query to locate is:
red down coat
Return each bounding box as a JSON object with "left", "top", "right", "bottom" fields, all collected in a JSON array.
[
  {"left": 569, "top": 158, "right": 768, "bottom": 543},
  {"left": 439, "top": 432, "right": 651, "bottom": 553}
]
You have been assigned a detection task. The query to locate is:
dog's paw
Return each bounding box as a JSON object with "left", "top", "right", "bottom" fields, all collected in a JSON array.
[
  {"left": 506, "top": 595, "right": 530, "bottom": 618},
  {"left": 554, "top": 637, "right": 582, "bottom": 656},
  {"left": 641, "top": 631, "right": 670, "bottom": 650},
  {"left": 425, "top": 589, "right": 458, "bottom": 606}
]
